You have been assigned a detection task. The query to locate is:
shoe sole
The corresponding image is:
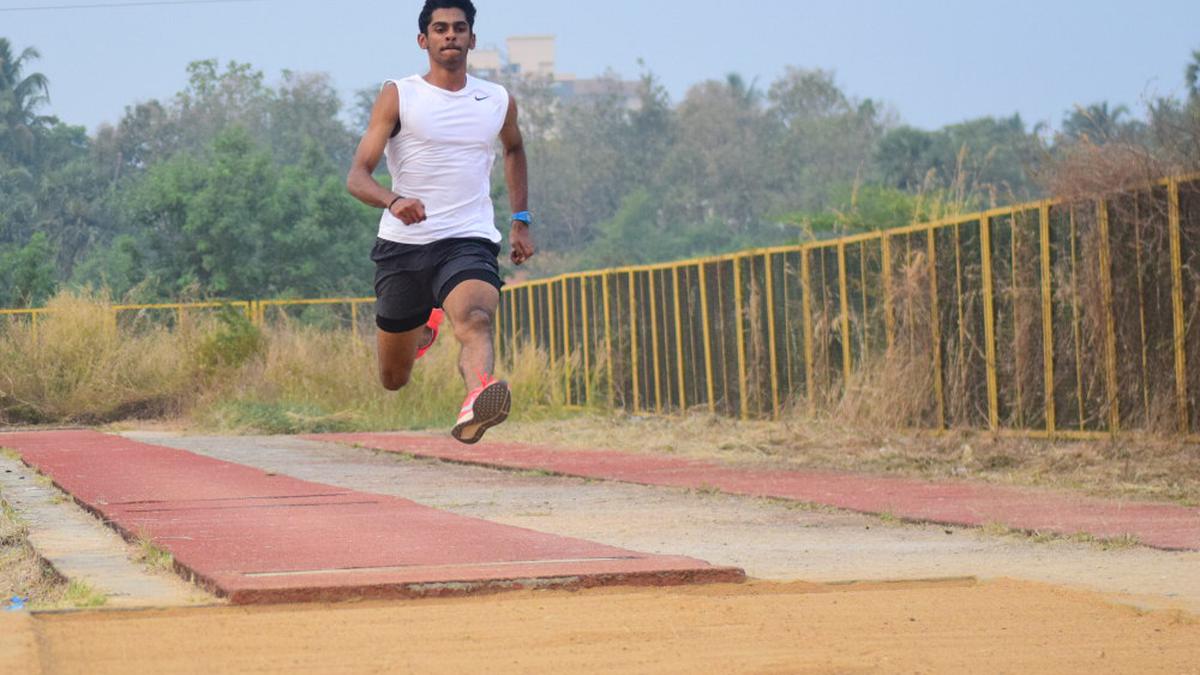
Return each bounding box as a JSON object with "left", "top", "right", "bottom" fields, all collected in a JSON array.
[{"left": 451, "top": 381, "right": 511, "bottom": 445}]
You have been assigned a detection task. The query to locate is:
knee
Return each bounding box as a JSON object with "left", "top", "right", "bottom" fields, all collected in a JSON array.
[
  {"left": 380, "top": 368, "right": 411, "bottom": 391},
  {"left": 453, "top": 307, "right": 493, "bottom": 340}
]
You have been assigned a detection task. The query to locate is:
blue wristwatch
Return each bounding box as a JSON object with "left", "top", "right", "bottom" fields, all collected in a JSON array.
[{"left": 511, "top": 211, "right": 532, "bottom": 225}]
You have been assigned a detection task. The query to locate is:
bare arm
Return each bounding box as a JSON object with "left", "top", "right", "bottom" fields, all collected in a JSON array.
[
  {"left": 346, "top": 82, "right": 425, "bottom": 224},
  {"left": 500, "top": 94, "right": 535, "bottom": 265}
]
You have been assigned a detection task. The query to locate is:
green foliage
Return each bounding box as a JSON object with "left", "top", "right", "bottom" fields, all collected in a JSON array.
[
  {"left": 64, "top": 579, "right": 107, "bottom": 608},
  {"left": 195, "top": 304, "right": 266, "bottom": 374},
  {"left": 0, "top": 38, "right": 55, "bottom": 166},
  {"left": 874, "top": 114, "right": 1038, "bottom": 199},
  {"left": 0, "top": 232, "right": 57, "bottom": 306},
  {"left": 780, "top": 185, "right": 928, "bottom": 237},
  {"left": 2, "top": 39, "right": 1198, "bottom": 306}
]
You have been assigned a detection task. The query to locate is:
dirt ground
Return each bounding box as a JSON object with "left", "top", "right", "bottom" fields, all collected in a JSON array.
[
  {"left": 2, "top": 430, "right": 1199, "bottom": 673},
  {"left": 2, "top": 578, "right": 1198, "bottom": 674}
]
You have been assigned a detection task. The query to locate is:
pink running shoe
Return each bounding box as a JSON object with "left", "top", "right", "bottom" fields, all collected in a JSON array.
[
  {"left": 415, "top": 309, "right": 444, "bottom": 360},
  {"left": 451, "top": 375, "right": 511, "bottom": 444}
]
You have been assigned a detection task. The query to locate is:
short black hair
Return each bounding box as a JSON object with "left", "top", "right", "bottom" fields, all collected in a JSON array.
[{"left": 418, "top": 0, "right": 476, "bottom": 34}]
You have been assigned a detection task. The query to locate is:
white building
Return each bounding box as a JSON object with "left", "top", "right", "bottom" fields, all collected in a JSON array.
[{"left": 468, "top": 34, "right": 641, "bottom": 110}]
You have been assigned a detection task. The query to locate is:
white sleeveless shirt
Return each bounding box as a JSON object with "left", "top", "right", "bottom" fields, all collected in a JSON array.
[{"left": 377, "top": 74, "right": 509, "bottom": 245}]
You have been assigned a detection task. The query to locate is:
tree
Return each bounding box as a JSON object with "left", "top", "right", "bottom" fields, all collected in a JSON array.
[
  {"left": 767, "top": 67, "right": 851, "bottom": 126},
  {"left": 1186, "top": 48, "right": 1200, "bottom": 103},
  {"left": 875, "top": 115, "right": 1037, "bottom": 200},
  {"left": 655, "top": 75, "right": 779, "bottom": 234},
  {"left": 0, "top": 38, "right": 56, "bottom": 166},
  {"left": 0, "top": 232, "right": 56, "bottom": 307},
  {"left": 1060, "top": 102, "right": 1141, "bottom": 143}
]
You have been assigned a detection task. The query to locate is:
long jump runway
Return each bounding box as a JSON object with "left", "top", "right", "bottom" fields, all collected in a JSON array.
[
  {"left": 314, "top": 432, "right": 1200, "bottom": 551},
  {"left": 0, "top": 431, "right": 743, "bottom": 604}
]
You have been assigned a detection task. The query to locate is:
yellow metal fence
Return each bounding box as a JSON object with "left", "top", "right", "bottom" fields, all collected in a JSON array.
[
  {"left": 5, "top": 175, "right": 1199, "bottom": 437},
  {"left": 496, "top": 175, "right": 1200, "bottom": 437}
]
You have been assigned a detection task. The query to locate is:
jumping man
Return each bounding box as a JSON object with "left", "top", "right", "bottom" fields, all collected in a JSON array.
[{"left": 346, "top": 0, "right": 535, "bottom": 444}]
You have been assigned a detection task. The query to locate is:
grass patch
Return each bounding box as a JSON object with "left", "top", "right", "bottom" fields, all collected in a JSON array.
[
  {"left": 876, "top": 510, "right": 901, "bottom": 525},
  {"left": 1068, "top": 532, "right": 1143, "bottom": 551},
  {"left": 204, "top": 399, "right": 360, "bottom": 435},
  {"left": 980, "top": 521, "right": 1015, "bottom": 537},
  {"left": 62, "top": 579, "right": 107, "bottom": 608},
  {"left": 135, "top": 534, "right": 175, "bottom": 573},
  {"left": 974, "top": 521, "right": 1146, "bottom": 550}
]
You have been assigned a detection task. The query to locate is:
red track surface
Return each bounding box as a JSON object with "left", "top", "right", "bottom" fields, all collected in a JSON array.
[
  {"left": 316, "top": 433, "right": 1200, "bottom": 551},
  {"left": 0, "top": 431, "right": 743, "bottom": 604}
]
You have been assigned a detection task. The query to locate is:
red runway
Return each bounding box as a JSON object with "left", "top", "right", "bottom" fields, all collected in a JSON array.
[
  {"left": 316, "top": 432, "right": 1200, "bottom": 551},
  {"left": 0, "top": 431, "right": 743, "bottom": 604}
]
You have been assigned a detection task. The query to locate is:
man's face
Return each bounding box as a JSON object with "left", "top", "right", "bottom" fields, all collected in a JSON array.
[{"left": 418, "top": 8, "right": 475, "bottom": 67}]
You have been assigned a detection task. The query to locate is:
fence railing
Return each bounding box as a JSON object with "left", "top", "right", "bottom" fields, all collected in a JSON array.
[
  {"left": 5, "top": 174, "right": 1199, "bottom": 437},
  {"left": 496, "top": 174, "right": 1200, "bottom": 438}
]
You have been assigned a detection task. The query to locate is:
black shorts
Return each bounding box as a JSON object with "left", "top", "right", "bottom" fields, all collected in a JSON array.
[{"left": 372, "top": 237, "right": 503, "bottom": 333}]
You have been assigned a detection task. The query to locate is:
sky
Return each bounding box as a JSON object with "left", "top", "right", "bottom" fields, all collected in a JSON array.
[{"left": 3, "top": 0, "right": 1199, "bottom": 134}]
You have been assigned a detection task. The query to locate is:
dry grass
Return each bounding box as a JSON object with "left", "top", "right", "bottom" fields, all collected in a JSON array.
[
  {"left": 0, "top": 496, "right": 69, "bottom": 608},
  {"left": 0, "top": 291, "right": 195, "bottom": 424},
  {"left": 490, "top": 412, "right": 1200, "bottom": 507},
  {"left": 191, "top": 326, "right": 576, "bottom": 434},
  {"left": 1, "top": 290, "right": 579, "bottom": 434}
]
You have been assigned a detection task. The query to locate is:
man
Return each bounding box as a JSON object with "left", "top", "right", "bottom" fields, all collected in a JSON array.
[{"left": 346, "top": 0, "right": 535, "bottom": 444}]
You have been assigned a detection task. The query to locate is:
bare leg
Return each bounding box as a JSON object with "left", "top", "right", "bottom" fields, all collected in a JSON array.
[
  {"left": 441, "top": 280, "right": 499, "bottom": 392},
  {"left": 376, "top": 326, "right": 426, "bottom": 391}
]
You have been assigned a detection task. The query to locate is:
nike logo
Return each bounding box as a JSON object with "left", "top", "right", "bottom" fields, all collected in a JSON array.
[{"left": 474, "top": 95, "right": 489, "bottom": 101}]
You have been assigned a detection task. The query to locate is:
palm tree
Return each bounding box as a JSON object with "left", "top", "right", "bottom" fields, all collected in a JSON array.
[
  {"left": 724, "top": 73, "right": 762, "bottom": 108},
  {"left": 1061, "top": 102, "right": 1131, "bottom": 143},
  {"left": 0, "top": 38, "right": 55, "bottom": 164},
  {"left": 1186, "top": 48, "right": 1200, "bottom": 102}
]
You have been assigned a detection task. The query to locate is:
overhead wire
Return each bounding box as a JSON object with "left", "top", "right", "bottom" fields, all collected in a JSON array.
[{"left": 0, "top": 0, "right": 262, "bottom": 12}]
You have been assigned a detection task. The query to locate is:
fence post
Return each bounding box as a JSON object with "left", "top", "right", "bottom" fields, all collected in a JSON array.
[
  {"left": 492, "top": 293, "right": 501, "bottom": 363},
  {"left": 1097, "top": 199, "right": 1121, "bottom": 432},
  {"left": 927, "top": 226, "right": 946, "bottom": 429},
  {"left": 979, "top": 215, "right": 1000, "bottom": 431},
  {"left": 1010, "top": 212, "right": 1025, "bottom": 427},
  {"left": 511, "top": 285, "right": 520, "bottom": 355},
  {"left": 548, "top": 282, "right": 558, "bottom": 371},
  {"left": 672, "top": 266, "right": 688, "bottom": 412},
  {"left": 764, "top": 253, "right": 780, "bottom": 418},
  {"left": 1068, "top": 207, "right": 1086, "bottom": 431},
  {"left": 698, "top": 262, "right": 717, "bottom": 413},
  {"left": 1039, "top": 203, "right": 1057, "bottom": 434},
  {"left": 837, "top": 242, "right": 852, "bottom": 388},
  {"left": 1168, "top": 179, "right": 1190, "bottom": 433},
  {"left": 602, "top": 274, "right": 615, "bottom": 409},
  {"left": 561, "top": 279, "right": 572, "bottom": 406},
  {"left": 527, "top": 285, "right": 536, "bottom": 353},
  {"left": 801, "top": 248, "right": 815, "bottom": 403},
  {"left": 1132, "top": 197, "right": 1152, "bottom": 424},
  {"left": 882, "top": 235, "right": 895, "bottom": 350},
  {"left": 628, "top": 270, "right": 640, "bottom": 413},
  {"left": 733, "top": 257, "right": 750, "bottom": 419},
  {"left": 580, "top": 277, "right": 592, "bottom": 406},
  {"left": 953, "top": 224, "right": 966, "bottom": 387},
  {"left": 648, "top": 270, "right": 663, "bottom": 412}
]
